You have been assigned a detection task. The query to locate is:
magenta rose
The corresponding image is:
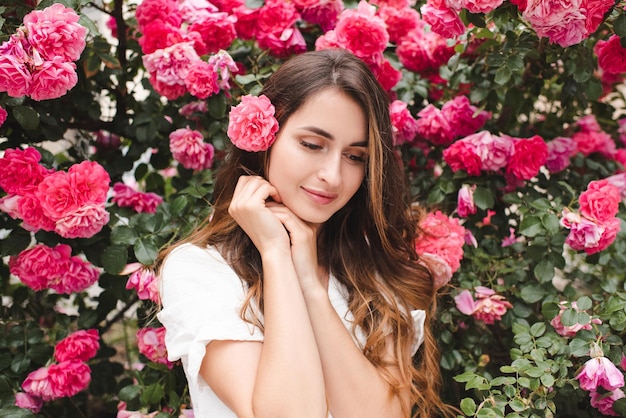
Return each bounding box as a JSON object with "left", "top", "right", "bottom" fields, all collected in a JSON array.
[
  {"left": 595, "top": 35, "right": 626, "bottom": 75},
  {"left": 135, "top": 0, "right": 182, "bottom": 32},
  {"left": 0, "top": 105, "right": 7, "bottom": 127},
  {"left": 36, "top": 171, "right": 80, "bottom": 221},
  {"left": 184, "top": 60, "right": 220, "bottom": 100},
  {"left": 9, "top": 244, "right": 71, "bottom": 291},
  {"left": 137, "top": 327, "right": 174, "bottom": 368},
  {"left": 48, "top": 361, "right": 92, "bottom": 398},
  {"left": 443, "top": 141, "right": 482, "bottom": 176},
  {"left": 546, "top": 136, "right": 576, "bottom": 173},
  {"left": 390, "top": 100, "right": 419, "bottom": 145},
  {"left": 334, "top": 1, "right": 389, "bottom": 61},
  {"left": 416, "top": 104, "right": 455, "bottom": 146},
  {"left": 441, "top": 96, "right": 491, "bottom": 139},
  {"left": 227, "top": 94, "right": 279, "bottom": 152},
  {"left": 137, "top": 20, "right": 184, "bottom": 55},
  {"left": 112, "top": 183, "right": 163, "bottom": 214},
  {"left": 169, "top": 127, "right": 215, "bottom": 170},
  {"left": 299, "top": 0, "right": 343, "bottom": 32},
  {"left": 0, "top": 147, "right": 50, "bottom": 195},
  {"left": 17, "top": 192, "right": 57, "bottom": 232},
  {"left": 579, "top": 179, "right": 620, "bottom": 223},
  {"left": 457, "top": 184, "right": 477, "bottom": 218},
  {"left": 506, "top": 135, "right": 548, "bottom": 181},
  {"left": 378, "top": 5, "right": 423, "bottom": 45},
  {"left": 188, "top": 12, "right": 237, "bottom": 54},
  {"left": 50, "top": 255, "right": 101, "bottom": 294},
  {"left": 54, "top": 329, "right": 100, "bottom": 363},
  {"left": 572, "top": 129, "right": 614, "bottom": 156}
]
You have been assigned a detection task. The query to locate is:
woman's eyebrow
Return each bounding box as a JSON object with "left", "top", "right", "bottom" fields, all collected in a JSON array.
[{"left": 298, "top": 126, "right": 368, "bottom": 147}]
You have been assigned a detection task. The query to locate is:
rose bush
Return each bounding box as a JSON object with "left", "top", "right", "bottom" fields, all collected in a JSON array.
[{"left": 2, "top": 0, "right": 626, "bottom": 417}]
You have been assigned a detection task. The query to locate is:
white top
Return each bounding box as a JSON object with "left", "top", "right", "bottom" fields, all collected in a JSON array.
[{"left": 158, "top": 243, "right": 426, "bottom": 418}]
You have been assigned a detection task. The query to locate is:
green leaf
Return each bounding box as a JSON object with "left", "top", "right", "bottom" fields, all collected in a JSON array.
[
  {"left": 530, "top": 322, "right": 546, "bottom": 337},
  {"left": 101, "top": 245, "right": 128, "bottom": 275},
  {"left": 520, "top": 284, "right": 545, "bottom": 303},
  {"left": 541, "top": 374, "right": 555, "bottom": 387},
  {"left": 141, "top": 383, "right": 165, "bottom": 405},
  {"left": 541, "top": 213, "right": 560, "bottom": 234},
  {"left": 534, "top": 259, "right": 555, "bottom": 283},
  {"left": 519, "top": 215, "right": 544, "bottom": 237},
  {"left": 461, "top": 398, "right": 477, "bottom": 415},
  {"left": 542, "top": 302, "right": 561, "bottom": 321},
  {"left": 584, "top": 78, "right": 603, "bottom": 101},
  {"left": 474, "top": 186, "right": 495, "bottom": 210},
  {"left": 560, "top": 308, "right": 577, "bottom": 326},
  {"left": 495, "top": 66, "right": 512, "bottom": 85},
  {"left": 134, "top": 237, "right": 160, "bottom": 265},
  {"left": 568, "top": 338, "right": 590, "bottom": 357},
  {"left": 12, "top": 106, "right": 40, "bottom": 130},
  {"left": 118, "top": 384, "right": 141, "bottom": 402},
  {"left": 576, "top": 296, "right": 592, "bottom": 311},
  {"left": 509, "top": 399, "right": 527, "bottom": 412},
  {"left": 614, "top": 13, "right": 626, "bottom": 38}
]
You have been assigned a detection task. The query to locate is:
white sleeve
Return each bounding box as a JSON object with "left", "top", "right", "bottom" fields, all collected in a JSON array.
[
  {"left": 410, "top": 309, "right": 426, "bottom": 356},
  {"left": 157, "top": 243, "right": 263, "bottom": 388}
]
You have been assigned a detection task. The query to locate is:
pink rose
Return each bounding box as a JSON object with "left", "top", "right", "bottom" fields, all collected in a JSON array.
[
  {"left": 0, "top": 36, "right": 33, "bottom": 97},
  {"left": 169, "top": 128, "right": 215, "bottom": 170},
  {"left": 377, "top": 6, "right": 423, "bottom": 45},
  {"left": 572, "top": 129, "right": 614, "bottom": 156},
  {"left": 457, "top": 184, "right": 477, "bottom": 218},
  {"left": 22, "top": 366, "right": 56, "bottom": 401},
  {"left": 143, "top": 42, "right": 201, "bottom": 94},
  {"left": 397, "top": 29, "right": 454, "bottom": 74},
  {"left": 178, "top": 0, "right": 218, "bottom": 23},
  {"left": 590, "top": 388, "right": 625, "bottom": 416},
  {"left": 54, "top": 329, "right": 100, "bottom": 363},
  {"left": 126, "top": 266, "right": 159, "bottom": 303},
  {"left": 335, "top": 1, "right": 389, "bottom": 62},
  {"left": 466, "top": 131, "right": 514, "bottom": 172},
  {"left": 36, "top": 171, "right": 77, "bottom": 220},
  {"left": 55, "top": 203, "right": 110, "bottom": 239},
  {"left": 135, "top": 0, "right": 182, "bottom": 32},
  {"left": 258, "top": 26, "right": 307, "bottom": 59},
  {"left": 48, "top": 360, "right": 92, "bottom": 398},
  {"left": 390, "top": 100, "right": 419, "bottom": 145},
  {"left": 9, "top": 244, "right": 71, "bottom": 291},
  {"left": 0, "top": 195, "right": 21, "bottom": 219},
  {"left": 506, "top": 135, "right": 548, "bottom": 181},
  {"left": 585, "top": 0, "right": 615, "bottom": 34},
  {"left": 442, "top": 140, "right": 482, "bottom": 176},
  {"left": 184, "top": 60, "right": 219, "bottom": 100},
  {"left": 595, "top": 35, "right": 626, "bottom": 75},
  {"left": 577, "top": 356, "right": 625, "bottom": 392},
  {"left": 112, "top": 183, "right": 163, "bottom": 214},
  {"left": 545, "top": 136, "right": 576, "bottom": 173},
  {"left": 579, "top": 180, "right": 620, "bottom": 223},
  {"left": 369, "top": 58, "right": 403, "bottom": 91},
  {"left": 421, "top": 2, "right": 466, "bottom": 39},
  {"left": 523, "top": 0, "right": 587, "bottom": 47},
  {"left": 459, "top": 0, "right": 505, "bottom": 13},
  {"left": 137, "top": 327, "right": 173, "bottom": 368},
  {"left": 415, "top": 211, "right": 465, "bottom": 273},
  {"left": 23, "top": 3, "right": 87, "bottom": 62},
  {"left": 550, "top": 301, "right": 602, "bottom": 337},
  {"left": 137, "top": 20, "right": 184, "bottom": 55},
  {"left": 208, "top": 50, "right": 240, "bottom": 91},
  {"left": 415, "top": 104, "right": 455, "bottom": 146},
  {"left": 441, "top": 96, "right": 490, "bottom": 139},
  {"left": 0, "top": 147, "right": 50, "bottom": 195},
  {"left": 454, "top": 287, "right": 513, "bottom": 325},
  {"left": 29, "top": 58, "right": 78, "bottom": 101},
  {"left": 233, "top": 5, "right": 261, "bottom": 40},
  {"left": 69, "top": 160, "right": 110, "bottom": 205},
  {"left": 17, "top": 192, "right": 56, "bottom": 232},
  {"left": 50, "top": 255, "right": 101, "bottom": 294},
  {"left": 299, "top": 0, "right": 343, "bottom": 32},
  {"left": 14, "top": 392, "right": 43, "bottom": 413},
  {"left": 561, "top": 209, "right": 620, "bottom": 254},
  {"left": 0, "top": 105, "right": 7, "bottom": 127},
  {"left": 418, "top": 252, "right": 453, "bottom": 289},
  {"left": 227, "top": 94, "right": 279, "bottom": 152},
  {"left": 188, "top": 12, "right": 237, "bottom": 55}
]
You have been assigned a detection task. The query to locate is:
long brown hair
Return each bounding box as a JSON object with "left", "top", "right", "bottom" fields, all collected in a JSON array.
[{"left": 158, "top": 49, "right": 453, "bottom": 417}]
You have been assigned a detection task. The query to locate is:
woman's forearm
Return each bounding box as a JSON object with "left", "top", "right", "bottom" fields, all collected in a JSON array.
[
  {"left": 252, "top": 249, "right": 327, "bottom": 418},
  {"left": 301, "top": 285, "right": 405, "bottom": 418}
]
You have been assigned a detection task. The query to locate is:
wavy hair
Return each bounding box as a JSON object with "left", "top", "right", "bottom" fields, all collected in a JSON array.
[{"left": 158, "top": 49, "right": 454, "bottom": 417}]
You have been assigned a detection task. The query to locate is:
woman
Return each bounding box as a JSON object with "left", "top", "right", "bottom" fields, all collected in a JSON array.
[{"left": 158, "top": 49, "right": 453, "bottom": 417}]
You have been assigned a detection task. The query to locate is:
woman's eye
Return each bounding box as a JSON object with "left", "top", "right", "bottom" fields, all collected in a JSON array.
[
  {"left": 300, "top": 141, "right": 322, "bottom": 150},
  {"left": 345, "top": 153, "right": 367, "bottom": 163}
]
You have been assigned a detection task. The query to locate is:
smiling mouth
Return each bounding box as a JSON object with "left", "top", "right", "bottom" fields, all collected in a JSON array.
[{"left": 302, "top": 187, "right": 337, "bottom": 205}]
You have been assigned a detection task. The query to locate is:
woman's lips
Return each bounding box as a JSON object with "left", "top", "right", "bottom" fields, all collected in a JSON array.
[{"left": 301, "top": 187, "right": 338, "bottom": 205}]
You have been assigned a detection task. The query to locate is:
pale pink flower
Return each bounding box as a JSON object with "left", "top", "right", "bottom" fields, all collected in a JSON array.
[
  {"left": 55, "top": 204, "right": 110, "bottom": 239},
  {"left": 137, "top": 327, "right": 174, "bottom": 368},
  {"left": 459, "top": 0, "right": 505, "bottom": 13},
  {"left": 576, "top": 114, "right": 602, "bottom": 133},
  {"left": 561, "top": 209, "right": 621, "bottom": 254},
  {"left": 126, "top": 267, "right": 160, "bottom": 303},
  {"left": 606, "top": 172, "right": 626, "bottom": 202},
  {"left": 590, "top": 388, "right": 625, "bottom": 416},
  {"left": 457, "top": 184, "right": 477, "bottom": 218},
  {"left": 169, "top": 128, "right": 215, "bottom": 170},
  {"left": 22, "top": 366, "right": 56, "bottom": 401},
  {"left": 418, "top": 252, "right": 453, "bottom": 289},
  {"left": 143, "top": 42, "right": 201, "bottom": 95},
  {"left": 112, "top": 183, "right": 163, "bottom": 214},
  {"left": 178, "top": 0, "right": 219, "bottom": 23},
  {"left": 501, "top": 227, "right": 521, "bottom": 247},
  {"left": 390, "top": 100, "right": 419, "bottom": 145},
  {"left": 23, "top": 3, "right": 87, "bottom": 62},
  {"left": 465, "top": 131, "right": 514, "bottom": 172},
  {"left": 54, "top": 329, "right": 100, "bottom": 363},
  {"left": 454, "top": 287, "right": 513, "bottom": 324},
  {"left": 227, "top": 95, "right": 279, "bottom": 152},
  {"left": 0, "top": 34, "right": 32, "bottom": 98},
  {"left": 523, "top": 0, "right": 587, "bottom": 47},
  {"left": 546, "top": 136, "right": 576, "bottom": 173},
  {"left": 208, "top": 50, "right": 240, "bottom": 91},
  {"left": 14, "top": 392, "right": 43, "bottom": 413},
  {"left": 0, "top": 195, "right": 21, "bottom": 219},
  {"left": 421, "top": 2, "right": 466, "bottom": 39},
  {"left": 9, "top": 244, "right": 71, "bottom": 291},
  {"left": 577, "top": 356, "right": 625, "bottom": 391},
  {"left": 550, "top": 301, "right": 602, "bottom": 337},
  {"left": 48, "top": 360, "right": 92, "bottom": 398},
  {"left": 179, "top": 101, "right": 208, "bottom": 118},
  {"left": 415, "top": 211, "right": 465, "bottom": 273}
]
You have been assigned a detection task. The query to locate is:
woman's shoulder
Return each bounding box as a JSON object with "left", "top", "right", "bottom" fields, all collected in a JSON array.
[{"left": 163, "top": 243, "right": 228, "bottom": 269}]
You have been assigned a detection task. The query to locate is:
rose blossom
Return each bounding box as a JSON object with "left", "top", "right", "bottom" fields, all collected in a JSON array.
[
  {"left": 169, "top": 128, "right": 215, "bottom": 170},
  {"left": 188, "top": 12, "right": 237, "bottom": 55},
  {"left": 0, "top": 33, "right": 33, "bottom": 98},
  {"left": 48, "top": 360, "right": 92, "bottom": 398},
  {"left": 184, "top": 60, "right": 219, "bottom": 100},
  {"left": 397, "top": 29, "right": 454, "bottom": 74},
  {"left": 137, "top": 20, "right": 184, "bottom": 55},
  {"left": 334, "top": 1, "right": 389, "bottom": 63},
  {"left": 523, "top": 0, "right": 587, "bottom": 47},
  {"left": 299, "top": 0, "right": 343, "bottom": 32},
  {"left": 457, "top": 184, "right": 477, "bottom": 218},
  {"left": 227, "top": 95, "right": 279, "bottom": 152},
  {"left": 55, "top": 203, "right": 110, "bottom": 239},
  {"left": 441, "top": 96, "right": 491, "bottom": 139},
  {"left": 418, "top": 252, "right": 453, "bottom": 289},
  {"left": 415, "top": 104, "right": 455, "bottom": 146},
  {"left": 14, "top": 392, "right": 43, "bottom": 413},
  {"left": 22, "top": 366, "right": 56, "bottom": 401},
  {"left": 579, "top": 179, "right": 620, "bottom": 223},
  {"left": 28, "top": 57, "right": 78, "bottom": 101},
  {"left": 572, "top": 129, "right": 615, "bottom": 156},
  {"left": 179, "top": 0, "right": 219, "bottom": 23},
  {"left": 389, "top": 100, "right": 419, "bottom": 145},
  {"left": 590, "top": 388, "right": 625, "bottom": 416},
  {"left": 9, "top": 244, "right": 71, "bottom": 291},
  {"left": 208, "top": 50, "right": 240, "bottom": 91},
  {"left": 17, "top": 192, "right": 57, "bottom": 232},
  {"left": 549, "top": 301, "right": 602, "bottom": 337},
  {"left": 54, "top": 329, "right": 100, "bottom": 363},
  {"left": 454, "top": 286, "right": 513, "bottom": 324},
  {"left": 378, "top": 6, "right": 423, "bottom": 45},
  {"left": 137, "top": 327, "right": 173, "bottom": 368},
  {"left": 414, "top": 211, "right": 465, "bottom": 273},
  {"left": 50, "top": 255, "right": 101, "bottom": 294},
  {"left": 420, "top": 2, "right": 466, "bottom": 39},
  {"left": 442, "top": 140, "right": 482, "bottom": 176},
  {"left": 23, "top": 3, "right": 87, "bottom": 62},
  {"left": 125, "top": 264, "right": 160, "bottom": 302},
  {"left": 370, "top": 58, "right": 403, "bottom": 91},
  {"left": 577, "top": 356, "right": 625, "bottom": 392},
  {"left": 506, "top": 135, "right": 548, "bottom": 181},
  {"left": 561, "top": 209, "right": 621, "bottom": 254},
  {"left": 0, "top": 105, "right": 7, "bottom": 127},
  {"left": 464, "top": 131, "right": 514, "bottom": 172},
  {"left": 546, "top": 136, "right": 576, "bottom": 173},
  {"left": 112, "top": 183, "right": 163, "bottom": 213},
  {"left": 0, "top": 147, "right": 50, "bottom": 195},
  {"left": 143, "top": 42, "right": 201, "bottom": 97},
  {"left": 135, "top": 0, "right": 182, "bottom": 32},
  {"left": 595, "top": 35, "right": 626, "bottom": 75}
]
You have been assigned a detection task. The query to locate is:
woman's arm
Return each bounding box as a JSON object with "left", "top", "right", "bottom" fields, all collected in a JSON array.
[{"left": 200, "top": 176, "right": 326, "bottom": 418}]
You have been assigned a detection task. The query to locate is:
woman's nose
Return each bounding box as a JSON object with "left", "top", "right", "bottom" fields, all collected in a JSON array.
[{"left": 317, "top": 153, "right": 342, "bottom": 188}]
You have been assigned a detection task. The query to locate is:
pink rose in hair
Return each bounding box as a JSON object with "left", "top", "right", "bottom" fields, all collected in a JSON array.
[
  {"left": 54, "top": 329, "right": 100, "bottom": 363},
  {"left": 23, "top": 3, "right": 87, "bottom": 62},
  {"left": 390, "top": 100, "right": 419, "bottom": 145},
  {"left": 14, "top": 392, "right": 43, "bottom": 413},
  {"left": 137, "top": 327, "right": 174, "bottom": 368},
  {"left": 415, "top": 211, "right": 465, "bottom": 273},
  {"left": 579, "top": 180, "right": 620, "bottom": 223},
  {"left": 0, "top": 148, "right": 50, "bottom": 195},
  {"left": 113, "top": 183, "right": 163, "bottom": 214},
  {"left": 55, "top": 203, "right": 110, "bottom": 239},
  {"left": 550, "top": 301, "right": 602, "bottom": 338},
  {"left": 48, "top": 361, "right": 92, "bottom": 398},
  {"left": 442, "top": 141, "right": 482, "bottom": 176},
  {"left": 169, "top": 128, "right": 215, "bottom": 170},
  {"left": 577, "top": 356, "right": 625, "bottom": 392},
  {"left": 227, "top": 95, "right": 279, "bottom": 152},
  {"left": 506, "top": 135, "right": 548, "bottom": 181},
  {"left": 590, "top": 388, "right": 625, "bottom": 416},
  {"left": 9, "top": 244, "right": 71, "bottom": 291},
  {"left": 546, "top": 136, "right": 576, "bottom": 173},
  {"left": 415, "top": 104, "right": 455, "bottom": 146},
  {"left": 595, "top": 35, "right": 626, "bottom": 75}
]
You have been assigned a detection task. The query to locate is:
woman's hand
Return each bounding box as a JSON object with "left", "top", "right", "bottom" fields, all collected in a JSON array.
[
  {"left": 267, "top": 203, "right": 324, "bottom": 292},
  {"left": 228, "top": 176, "right": 290, "bottom": 256}
]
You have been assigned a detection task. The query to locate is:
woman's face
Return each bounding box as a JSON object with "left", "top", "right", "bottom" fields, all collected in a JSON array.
[{"left": 267, "top": 88, "right": 368, "bottom": 227}]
